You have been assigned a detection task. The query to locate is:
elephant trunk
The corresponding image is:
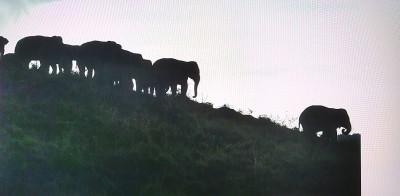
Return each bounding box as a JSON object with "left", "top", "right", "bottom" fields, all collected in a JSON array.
[
  {"left": 193, "top": 76, "right": 200, "bottom": 98},
  {"left": 341, "top": 123, "right": 352, "bottom": 135}
]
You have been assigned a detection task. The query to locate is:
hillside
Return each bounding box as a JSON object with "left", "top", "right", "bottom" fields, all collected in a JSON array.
[{"left": 0, "top": 62, "right": 360, "bottom": 195}]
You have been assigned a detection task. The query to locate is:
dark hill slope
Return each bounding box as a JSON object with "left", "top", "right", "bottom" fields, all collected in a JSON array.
[{"left": 0, "top": 63, "right": 360, "bottom": 195}]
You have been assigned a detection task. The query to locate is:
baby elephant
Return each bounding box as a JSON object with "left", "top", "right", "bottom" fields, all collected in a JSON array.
[{"left": 299, "top": 105, "right": 351, "bottom": 142}]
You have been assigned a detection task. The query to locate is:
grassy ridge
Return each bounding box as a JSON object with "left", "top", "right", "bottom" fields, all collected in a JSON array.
[{"left": 0, "top": 64, "right": 359, "bottom": 195}]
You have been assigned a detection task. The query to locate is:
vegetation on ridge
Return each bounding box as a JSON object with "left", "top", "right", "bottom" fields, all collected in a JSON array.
[{"left": 0, "top": 65, "right": 359, "bottom": 195}]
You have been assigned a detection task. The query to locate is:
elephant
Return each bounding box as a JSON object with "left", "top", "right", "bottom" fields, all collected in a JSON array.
[
  {"left": 0, "top": 36, "right": 9, "bottom": 59},
  {"left": 134, "top": 59, "right": 155, "bottom": 94},
  {"left": 14, "top": 35, "right": 64, "bottom": 73},
  {"left": 153, "top": 58, "right": 200, "bottom": 98},
  {"left": 109, "top": 49, "right": 144, "bottom": 91},
  {"left": 299, "top": 105, "right": 352, "bottom": 142},
  {"left": 58, "top": 44, "right": 80, "bottom": 75},
  {"left": 77, "top": 40, "right": 123, "bottom": 81}
]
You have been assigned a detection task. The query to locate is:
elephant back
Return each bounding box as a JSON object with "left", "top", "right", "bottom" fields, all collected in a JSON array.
[
  {"left": 154, "top": 58, "right": 185, "bottom": 77},
  {"left": 14, "top": 36, "right": 64, "bottom": 63},
  {"left": 78, "top": 40, "right": 123, "bottom": 68}
]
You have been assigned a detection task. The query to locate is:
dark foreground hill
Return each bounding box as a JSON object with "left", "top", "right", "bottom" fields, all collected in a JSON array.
[{"left": 0, "top": 64, "right": 360, "bottom": 195}]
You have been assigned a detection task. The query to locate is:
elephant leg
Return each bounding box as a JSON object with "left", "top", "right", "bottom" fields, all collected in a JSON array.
[
  {"left": 90, "top": 68, "right": 96, "bottom": 78},
  {"left": 123, "top": 79, "right": 133, "bottom": 94},
  {"left": 57, "top": 64, "right": 63, "bottom": 74},
  {"left": 79, "top": 65, "right": 85, "bottom": 77},
  {"left": 143, "top": 86, "right": 148, "bottom": 94},
  {"left": 155, "top": 87, "right": 161, "bottom": 97},
  {"left": 304, "top": 130, "right": 316, "bottom": 140},
  {"left": 21, "top": 59, "right": 31, "bottom": 70},
  {"left": 325, "top": 128, "right": 337, "bottom": 143},
  {"left": 171, "top": 84, "right": 177, "bottom": 96},
  {"left": 129, "top": 78, "right": 134, "bottom": 92},
  {"left": 181, "top": 82, "right": 188, "bottom": 97},
  {"left": 140, "top": 84, "right": 146, "bottom": 93},
  {"left": 320, "top": 132, "right": 329, "bottom": 143},
  {"left": 38, "top": 61, "right": 49, "bottom": 75},
  {"left": 87, "top": 68, "right": 92, "bottom": 78},
  {"left": 87, "top": 67, "right": 93, "bottom": 78},
  {"left": 149, "top": 86, "right": 155, "bottom": 96},
  {"left": 303, "top": 125, "right": 318, "bottom": 143},
  {"left": 120, "top": 79, "right": 127, "bottom": 91},
  {"left": 135, "top": 80, "right": 141, "bottom": 92},
  {"left": 67, "top": 62, "right": 73, "bottom": 75},
  {"left": 60, "top": 65, "right": 65, "bottom": 75},
  {"left": 155, "top": 79, "right": 169, "bottom": 97},
  {"left": 155, "top": 87, "right": 162, "bottom": 97},
  {"left": 51, "top": 65, "right": 57, "bottom": 74},
  {"left": 158, "top": 86, "right": 165, "bottom": 96},
  {"left": 158, "top": 85, "right": 168, "bottom": 97}
]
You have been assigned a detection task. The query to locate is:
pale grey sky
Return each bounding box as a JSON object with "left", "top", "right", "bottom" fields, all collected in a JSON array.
[
  {"left": 0, "top": 0, "right": 60, "bottom": 28},
  {"left": 1, "top": 0, "right": 399, "bottom": 195}
]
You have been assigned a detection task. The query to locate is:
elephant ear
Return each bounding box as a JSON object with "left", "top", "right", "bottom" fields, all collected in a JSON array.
[
  {"left": 339, "top": 108, "right": 352, "bottom": 134},
  {"left": 340, "top": 109, "right": 349, "bottom": 118},
  {"left": 0, "top": 37, "right": 8, "bottom": 45},
  {"left": 189, "top": 61, "right": 199, "bottom": 73}
]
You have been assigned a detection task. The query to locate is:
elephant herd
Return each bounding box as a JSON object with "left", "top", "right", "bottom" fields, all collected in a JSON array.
[
  {"left": 2, "top": 35, "right": 200, "bottom": 98},
  {"left": 1, "top": 36, "right": 353, "bottom": 143}
]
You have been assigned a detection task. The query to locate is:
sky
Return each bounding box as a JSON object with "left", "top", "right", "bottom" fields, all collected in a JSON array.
[{"left": 1, "top": 0, "right": 399, "bottom": 195}]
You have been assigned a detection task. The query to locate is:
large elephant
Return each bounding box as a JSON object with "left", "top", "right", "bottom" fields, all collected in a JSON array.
[
  {"left": 110, "top": 49, "right": 144, "bottom": 91},
  {"left": 153, "top": 58, "right": 200, "bottom": 98},
  {"left": 14, "top": 36, "right": 64, "bottom": 73},
  {"left": 77, "top": 40, "right": 122, "bottom": 81},
  {"left": 0, "top": 36, "right": 9, "bottom": 59},
  {"left": 299, "top": 105, "right": 352, "bottom": 142}
]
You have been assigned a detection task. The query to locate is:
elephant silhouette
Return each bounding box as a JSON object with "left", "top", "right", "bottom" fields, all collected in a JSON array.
[
  {"left": 77, "top": 40, "right": 122, "bottom": 81},
  {"left": 58, "top": 44, "right": 80, "bottom": 75},
  {"left": 153, "top": 58, "right": 200, "bottom": 98},
  {"left": 135, "top": 59, "right": 155, "bottom": 94},
  {"left": 110, "top": 49, "right": 144, "bottom": 91},
  {"left": 14, "top": 36, "right": 64, "bottom": 73},
  {"left": 0, "top": 36, "right": 8, "bottom": 59},
  {"left": 299, "top": 105, "right": 352, "bottom": 142}
]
